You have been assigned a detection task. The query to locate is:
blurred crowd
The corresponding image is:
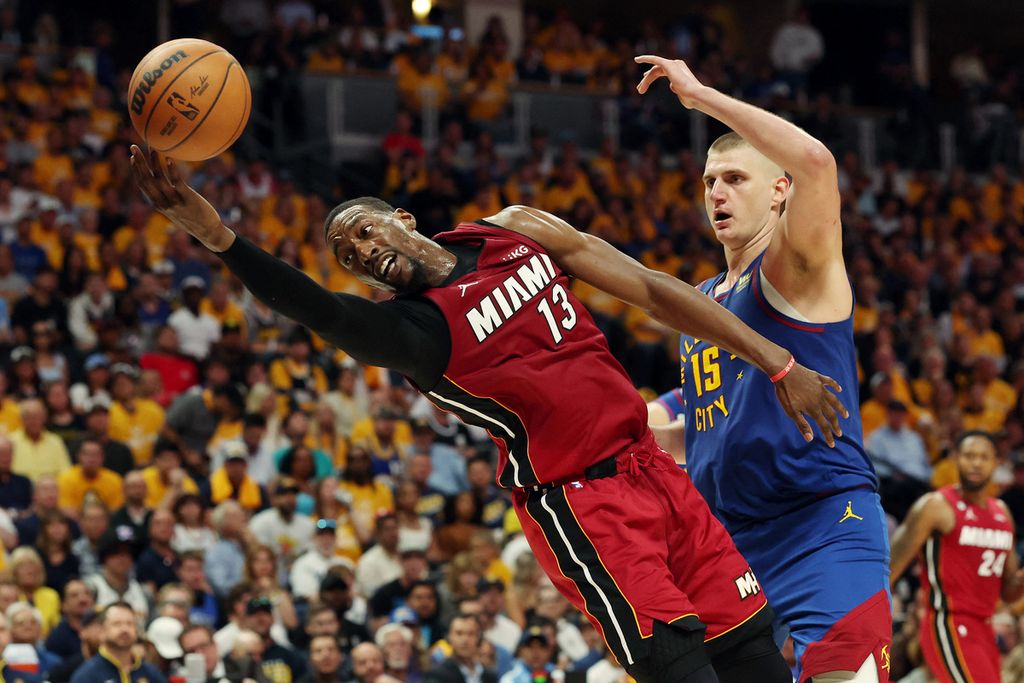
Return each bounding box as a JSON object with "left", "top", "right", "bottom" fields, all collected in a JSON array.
[{"left": 0, "top": 1, "right": 1019, "bottom": 682}]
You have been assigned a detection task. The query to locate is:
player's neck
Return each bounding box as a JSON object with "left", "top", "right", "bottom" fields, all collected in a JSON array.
[
  {"left": 958, "top": 485, "right": 989, "bottom": 507},
  {"left": 721, "top": 222, "right": 775, "bottom": 290}
]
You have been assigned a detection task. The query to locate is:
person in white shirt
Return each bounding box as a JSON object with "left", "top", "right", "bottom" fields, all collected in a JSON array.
[
  {"left": 769, "top": 8, "right": 824, "bottom": 98},
  {"left": 168, "top": 277, "right": 220, "bottom": 361},
  {"left": 249, "top": 477, "right": 314, "bottom": 579},
  {"left": 67, "top": 273, "right": 114, "bottom": 351},
  {"left": 354, "top": 513, "right": 402, "bottom": 599},
  {"left": 290, "top": 518, "right": 352, "bottom": 600},
  {"left": 478, "top": 579, "right": 521, "bottom": 655},
  {"left": 86, "top": 525, "right": 149, "bottom": 622}
]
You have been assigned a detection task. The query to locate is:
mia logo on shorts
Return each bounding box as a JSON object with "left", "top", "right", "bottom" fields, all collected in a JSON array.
[{"left": 734, "top": 570, "right": 760, "bottom": 600}]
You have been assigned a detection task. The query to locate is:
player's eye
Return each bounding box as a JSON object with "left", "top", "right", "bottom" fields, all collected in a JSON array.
[{"left": 360, "top": 224, "right": 371, "bottom": 237}]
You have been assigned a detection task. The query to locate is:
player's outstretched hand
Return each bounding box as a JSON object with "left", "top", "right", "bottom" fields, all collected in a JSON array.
[
  {"left": 129, "top": 144, "right": 235, "bottom": 252},
  {"left": 634, "top": 54, "right": 707, "bottom": 108},
  {"left": 772, "top": 363, "right": 848, "bottom": 447}
]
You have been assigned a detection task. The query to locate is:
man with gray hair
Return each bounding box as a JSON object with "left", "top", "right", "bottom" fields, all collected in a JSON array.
[
  {"left": 6, "top": 601, "right": 60, "bottom": 676},
  {"left": 205, "top": 500, "right": 248, "bottom": 598},
  {"left": 375, "top": 623, "right": 420, "bottom": 682},
  {"left": 11, "top": 399, "right": 70, "bottom": 481}
]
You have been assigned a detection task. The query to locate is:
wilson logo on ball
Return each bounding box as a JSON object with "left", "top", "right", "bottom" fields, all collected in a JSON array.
[{"left": 130, "top": 49, "right": 189, "bottom": 115}]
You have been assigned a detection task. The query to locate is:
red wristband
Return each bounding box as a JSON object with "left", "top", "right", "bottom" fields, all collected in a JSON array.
[{"left": 769, "top": 355, "right": 795, "bottom": 383}]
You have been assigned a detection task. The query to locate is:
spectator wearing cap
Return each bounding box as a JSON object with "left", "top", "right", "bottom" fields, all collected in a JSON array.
[
  {"left": 0, "top": 434, "right": 31, "bottom": 514},
  {"left": 498, "top": 624, "right": 560, "bottom": 683},
  {"left": 44, "top": 579, "right": 95, "bottom": 659},
  {"left": 867, "top": 399, "right": 932, "bottom": 519},
  {"left": 9, "top": 345, "right": 41, "bottom": 399},
  {"left": 11, "top": 399, "right": 70, "bottom": 481},
  {"left": 56, "top": 438, "right": 123, "bottom": 515},
  {"left": 291, "top": 518, "right": 353, "bottom": 601},
  {"left": 108, "top": 471, "right": 152, "bottom": 546},
  {"left": 162, "top": 384, "right": 245, "bottom": 465},
  {"left": 352, "top": 405, "right": 411, "bottom": 478},
  {"left": 317, "top": 568, "right": 370, "bottom": 649},
  {"left": 209, "top": 412, "right": 275, "bottom": 486},
  {"left": 108, "top": 362, "right": 165, "bottom": 466},
  {"left": 244, "top": 595, "right": 309, "bottom": 683},
  {"left": 340, "top": 445, "right": 395, "bottom": 547},
  {"left": 10, "top": 267, "right": 66, "bottom": 346},
  {"left": 135, "top": 508, "right": 178, "bottom": 594},
  {"left": 70, "top": 602, "right": 166, "bottom": 683},
  {"left": 204, "top": 501, "right": 249, "bottom": 598},
  {"left": 477, "top": 578, "right": 520, "bottom": 656},
  {"left": 354, "top": 513, "right": 403, "bottom": 599},
  {"left": 69, "top": 353, "right": 112, "bottom": 414},
  {"left": 410, "top": 417, "right": 469, "bottom": 497},
  {"left": 86, "top": 527, "right": 148, "bottom": 620},
  {"left": 70, "top": 501, "right": 108, "bottom": 578},
  {"left": 214, "top": 583, "right": 290, "bottom": 657},
  {"left": 268, "top": 327, "right": 327, "bottom": 415},
  {"left": 403, "top": 455, "right": 447, "bottom": 527},
  {"left": 215, "top": 319, "right": 253, "bottom": 387},
  {"left": 144, "top": 615, "right": 183, "bottom": 678},
  {"left": 46, "top": 606, "right": 103, "bottom": 683},
  {"left": 139, "top": 326, "right": 199, "bottom": 408},
  {"left": 369, "top": 545, "right": 430, "bottom": 633},
  {"left": 142, "top": 440, "right": 199, "bottom": 509},
  {"left": 425, "top": 614, "right": 498, "bottom": 683},
  {"left": 72, "top": 395, "right": 134, "bottom": 475},
  {"left": 250, "top": 476, "right": 315, "bottom": 577},
  {"left": 168, "top": 276, "right": 220, "bottom": 361},
  {"left": 6, "top": 601, "right": 60, "bottom": 676},
  {"left": 202, "top": 439, "right": 268, "bottom": 512},
  {"left": 67, "top": 271, "right": 114, "bottom": 351}
]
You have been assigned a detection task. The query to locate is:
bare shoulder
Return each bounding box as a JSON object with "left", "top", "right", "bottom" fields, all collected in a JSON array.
[
  {"left": 916, "top": 490, "right": 956, "bottom": 533},
  {"left": 486, "top": 205, "right": 582, "bottom": 254}
]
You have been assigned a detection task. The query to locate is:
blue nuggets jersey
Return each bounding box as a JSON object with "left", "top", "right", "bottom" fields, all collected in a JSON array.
[{"left": 679, "top": 252, "right": 877, "bottom": 531}]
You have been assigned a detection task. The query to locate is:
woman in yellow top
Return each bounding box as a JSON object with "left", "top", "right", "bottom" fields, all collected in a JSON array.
[
  {"left": 337, "top": 445, "right": 394, "bottom": 546},
  {"left": 8, "top": 546, "right": 60, "bottom": 634}
]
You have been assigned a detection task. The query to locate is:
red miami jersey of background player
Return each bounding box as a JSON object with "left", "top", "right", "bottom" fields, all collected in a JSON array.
[{"left": 890, "top": 431, "right": 1024, "bottom": 683}]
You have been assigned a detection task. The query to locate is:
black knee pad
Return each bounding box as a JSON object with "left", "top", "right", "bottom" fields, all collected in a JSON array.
[{"left": 625, "top": 620, "right": 713, "bottom": 683}]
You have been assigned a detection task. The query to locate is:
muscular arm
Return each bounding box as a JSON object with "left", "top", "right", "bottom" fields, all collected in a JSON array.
[
  {"left": 890, "top": 492, "right": 955, "bottom": 587},
  {"left": 489, "top": 205, "right": 847, "bottom": 444},
  {"left": 635, "top": 56, "right": 841, "bottom": 267},
  {"left": 218, "top": 236, "right": 450, "bottom": 389}
]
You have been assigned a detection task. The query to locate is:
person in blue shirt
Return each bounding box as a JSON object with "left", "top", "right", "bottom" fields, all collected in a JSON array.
[
  {"left": 70, "top": 602, "right": 169, "bottom": 683},
  {"left": 498, "top": 624, "right": 561, "bottom": 683}
]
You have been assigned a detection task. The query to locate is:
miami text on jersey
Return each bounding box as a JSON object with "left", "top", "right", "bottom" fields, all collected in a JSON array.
[{"left": 465, "top": 254, "right": 558, "bottom": 342}]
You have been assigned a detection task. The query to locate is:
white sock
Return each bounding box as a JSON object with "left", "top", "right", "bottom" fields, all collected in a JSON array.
[{"left": 810, "top": 654, "right": 880, "bottom": 682}]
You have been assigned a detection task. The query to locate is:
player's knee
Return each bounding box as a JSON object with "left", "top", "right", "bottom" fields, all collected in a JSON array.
[
  {"left": 624, "top": 620, "right": 713, "bottom": 683},
  {"left": 711, "top": 626, "right": 791, "bottom": 683}
]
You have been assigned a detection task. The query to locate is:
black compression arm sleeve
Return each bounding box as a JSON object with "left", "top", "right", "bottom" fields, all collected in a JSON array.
[{"left": 217, "top": 234, "right": 451, "bottom": 388}]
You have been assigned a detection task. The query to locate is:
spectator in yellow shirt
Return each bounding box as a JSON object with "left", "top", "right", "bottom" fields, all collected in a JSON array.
[
  {"left": 306, "top": 41, "right": 346, "bottom": 74},
  {"left": 461, "top": 61, "right": 509, "bottom": 122},
  {"left": 269, "top": 328, "right": 328, "bottom": 415},
  {"left": 107, "top": 364, "right": 165, "bottom": 466},
  {"left": 200, "top": 279, "right": 247, "bottom": 338},
  {"left": 338, "top": 445, "right": 394, "bottom": 546},
  {"left": 10, "top": 399, "right": 70, "bottom": 482},
  {"left": 57, "top": 439, "right": 124, "bottom": 516},
  {"left": 964, "top": 306, "right": 1005, "bottom": 366},
  {"left": 142, "top": 440, "right": 199, "bottom": 509},
  {"left": 397, "top": 49, "right": 450, "bottom": 113},
  {"left": 32, "top": 129, "right": 73, "bottom": 194}
]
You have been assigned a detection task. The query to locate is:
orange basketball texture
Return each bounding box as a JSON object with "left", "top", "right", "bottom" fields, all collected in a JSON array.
[{"left": 128, "top": 38, "right": 251, "bottom": 161}]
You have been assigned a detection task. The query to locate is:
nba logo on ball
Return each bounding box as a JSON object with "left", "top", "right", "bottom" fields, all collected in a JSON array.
[{"left": 128, "top": 38, "right": 251, "bottom": 161}]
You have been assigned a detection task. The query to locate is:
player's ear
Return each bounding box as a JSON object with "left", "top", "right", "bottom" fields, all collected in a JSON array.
[
  {"left": 394, "top": 208, "right": 417, "bottom": 233},
  {"left": 771, "top": 175, "right": 791, "bottom": 211}
]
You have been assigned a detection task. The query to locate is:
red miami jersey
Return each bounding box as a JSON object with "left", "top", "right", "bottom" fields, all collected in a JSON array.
[
  {"left": 922, "top": 485, "right": 1015, "bottom": 619},
  {"left": 416, "top": 222, "right": 648, "bottom": 488}
]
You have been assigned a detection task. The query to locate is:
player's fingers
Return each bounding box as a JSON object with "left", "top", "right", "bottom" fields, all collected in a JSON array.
[
  {"left": 146, "top": 149, "right": 176, "bottom": 206},
  {"left": 164, "top": 157, "right": 187, "bottom": 204},
  {"left": 810, "top": 410, "right": 833, "bottom": 447},
  {"left": 822, "top": 375, "right": 843, "bottom": 394},
  {"left": 825, "top": 390, "right": 849, "bottom": 421},
  {"left": 636, "top": 66, "right": 664, "bottom": 94},
  {"left": 822, "top": 401, "right": 842, "bottom": 440},
  {"left": 634, "top": 55, "right": 668, "bottom": 67},
  {"left": 795, "top": 412, "right": 814, "bottom": 443},
  {"left": 129, "top": 154, "right": 155, "bottom": 203}
]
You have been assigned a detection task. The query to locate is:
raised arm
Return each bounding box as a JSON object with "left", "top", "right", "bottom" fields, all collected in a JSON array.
[
  {"left": 130, "top": 147, "right": 449, "bottom": 388},
  {"left": 889, "top": 492, "right": 954, "bottom": 587},
  {"left": 635, "top": 55, "right": 841, "bottom": 267},
  {"left": 491, "top": 205, "right": 847, "bottom": 446}
]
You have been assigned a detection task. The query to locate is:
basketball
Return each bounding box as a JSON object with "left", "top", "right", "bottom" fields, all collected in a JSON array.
[{"left": 127, "top": 38, "right": 251, "bottom": 161}]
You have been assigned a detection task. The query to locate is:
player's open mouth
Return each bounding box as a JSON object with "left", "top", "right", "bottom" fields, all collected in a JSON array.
[
  {"left": 713, "top": 210, "right": 732, "bottom": 227},
  {"left": 377, "top": 253, "right": 397, "bottom": 280}
]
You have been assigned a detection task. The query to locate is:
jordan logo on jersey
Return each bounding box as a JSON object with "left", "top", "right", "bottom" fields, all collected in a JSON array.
[
  {"left": 466, "top": 254, "right": 557, "bottom": 342},
  {"left": 839, "top": 501, "right": 863, "bottom": 523},
  {"left": 458, "top": 281, "right": 480, "bottom": 297}
]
